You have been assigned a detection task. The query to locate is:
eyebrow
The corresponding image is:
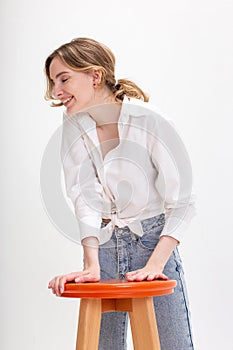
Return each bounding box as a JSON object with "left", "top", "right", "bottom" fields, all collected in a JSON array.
[{"left": 51, "top": 71, "right": 70, "bottom": 81}]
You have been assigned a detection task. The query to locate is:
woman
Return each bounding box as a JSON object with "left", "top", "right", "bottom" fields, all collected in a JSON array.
[{"left": 46, "top": 37, "right": 196, "bottom": 349}]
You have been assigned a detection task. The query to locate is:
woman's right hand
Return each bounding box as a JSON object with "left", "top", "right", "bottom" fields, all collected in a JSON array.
[{"left": 48, "top": 268, "right": 100, "bottom": 297}]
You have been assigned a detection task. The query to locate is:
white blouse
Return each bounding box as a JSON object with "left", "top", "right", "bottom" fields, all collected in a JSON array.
[{"left": 61, "top": 97, "right": 196, "bottom": 244}]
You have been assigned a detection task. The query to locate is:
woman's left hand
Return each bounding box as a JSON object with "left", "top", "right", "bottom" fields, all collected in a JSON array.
[{"left": 126, "top": 265, "right": 168, "bottom": 281}]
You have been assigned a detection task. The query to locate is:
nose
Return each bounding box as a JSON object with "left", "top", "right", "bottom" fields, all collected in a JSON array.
[{"left": 53, "top": 82, "right": 63, "bottom": 99}]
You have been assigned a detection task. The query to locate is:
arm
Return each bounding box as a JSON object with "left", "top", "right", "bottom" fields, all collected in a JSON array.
[
  {"left": 77, "top": 237, "right": 100, "bottom": 281},
  {"left": 61, "top": 113, "right": 104, "bottom": 242},
  {"left": 151, "top": 115, "right": 196, "bottom": 242},
  {"left": 126, "top": 236, "right": 178, "bottom": 281},
  {"left": 127, "top": 115, "right": 196, "bottom": 281},
  {"left": 48, "top": 114, "right": 103, "bottom": 296}
]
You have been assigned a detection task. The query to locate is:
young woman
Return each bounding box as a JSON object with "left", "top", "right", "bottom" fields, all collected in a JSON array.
[{"left": 46, "top": 37, "right": 196, "bottom": 349}]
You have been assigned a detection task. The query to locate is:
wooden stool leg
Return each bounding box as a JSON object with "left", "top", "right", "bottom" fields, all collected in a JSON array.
[
  {"left": 76, "top": 298, "right": 101, "bottom": 350},
  {"left": 129, "top": 297, "right": 161, "bottom": 350}
]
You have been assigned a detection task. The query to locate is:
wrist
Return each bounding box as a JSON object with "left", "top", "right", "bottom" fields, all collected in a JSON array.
[
  {"left": 84, "top": 262, "right": 100, "bottom": 271},
  {"left": 83, "top": 253, "right": 100, "bottom": 269},
  {"left": 145, "top": 259, "right": 165, "bottom": 272}
]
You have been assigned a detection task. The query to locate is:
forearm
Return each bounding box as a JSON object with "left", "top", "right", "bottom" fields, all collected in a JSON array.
[
  {"left": 82, "top": 237, "right": 100, "bottom": 270},
  {"left": 146, "top": 235, "right": 179, "bottom": 270}
]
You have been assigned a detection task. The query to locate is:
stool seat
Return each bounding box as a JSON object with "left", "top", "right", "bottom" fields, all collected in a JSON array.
[
  {"left": 60, "top": 279, "right": 177, "bottom": 350},
  {"left": 62, "top": 278, "right": 177, "bottom": 299}
]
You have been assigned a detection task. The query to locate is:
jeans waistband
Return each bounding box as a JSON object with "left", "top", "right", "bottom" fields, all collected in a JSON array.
[
  {"left": 113, "top": 213, "right": 165, "bottom": 239},
  {"left": 140, "top": 213, "right": 165, "bottom": 227}
]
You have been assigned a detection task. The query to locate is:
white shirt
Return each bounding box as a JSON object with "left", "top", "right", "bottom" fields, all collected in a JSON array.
[{"left": 61, "top": 97, "right": 196, "bottom": 244}]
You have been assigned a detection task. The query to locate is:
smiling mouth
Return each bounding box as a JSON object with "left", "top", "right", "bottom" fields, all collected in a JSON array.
[{"left": 63, "top": 96, "right": 73, "bottom": 105}]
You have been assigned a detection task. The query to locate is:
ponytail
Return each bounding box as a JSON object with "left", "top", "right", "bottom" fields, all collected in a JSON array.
[{"left": 106, "top": 78, "right": 149, "bottom": 102}]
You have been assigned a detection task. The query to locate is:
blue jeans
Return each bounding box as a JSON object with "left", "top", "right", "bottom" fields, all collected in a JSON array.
[{"left": 98, "top": 213, "right": 194, "bottom": 350}]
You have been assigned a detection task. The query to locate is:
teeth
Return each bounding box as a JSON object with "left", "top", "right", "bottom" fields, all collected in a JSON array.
[{"left": 63, "top": 97, "right": 72, "bottom": 104}]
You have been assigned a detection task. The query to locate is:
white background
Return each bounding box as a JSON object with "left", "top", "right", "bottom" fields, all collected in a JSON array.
[{"left": 1, "top": 1, "right": 233, "bottom": 349}]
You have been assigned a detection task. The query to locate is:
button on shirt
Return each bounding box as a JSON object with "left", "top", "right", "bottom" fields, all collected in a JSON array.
[{"left": 61, "top": 97, "right": 196, "bottom": 244}]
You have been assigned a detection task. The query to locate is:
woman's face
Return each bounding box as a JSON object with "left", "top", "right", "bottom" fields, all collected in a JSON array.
[{"left": 49, "top": 57, "right": 96, "bottom": 115}]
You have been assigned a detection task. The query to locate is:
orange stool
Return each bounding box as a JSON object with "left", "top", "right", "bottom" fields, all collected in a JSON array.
[{"left": 61, "top": 279, "right": 177, "bottom": 350}]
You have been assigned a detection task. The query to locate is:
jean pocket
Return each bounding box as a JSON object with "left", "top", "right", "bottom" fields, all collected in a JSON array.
[{"left": 137, "top": 225, "right": 163, "bottom": 251}]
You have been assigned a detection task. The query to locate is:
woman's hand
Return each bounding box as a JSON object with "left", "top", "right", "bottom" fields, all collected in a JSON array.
[
  {"left": 126, "top": 236, "right": 178, "bottom": 282},
  {"left": 48, "top": 237, "right": 101, "bottom": 296},
  {"left": 48, "top": 267, "right": 100, "bottom": 297},
  {"left": 126, "top": 265, "right": 168, "bottom": 282}
]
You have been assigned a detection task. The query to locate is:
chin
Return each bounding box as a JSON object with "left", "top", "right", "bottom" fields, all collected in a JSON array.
[{"left": 66, "top": 106, "right": 79, "bottom": 115}]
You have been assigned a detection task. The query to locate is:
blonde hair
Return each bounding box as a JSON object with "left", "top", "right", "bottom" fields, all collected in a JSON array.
[{"left": 44, "top": 37, "right": 149, "bottom": 106}]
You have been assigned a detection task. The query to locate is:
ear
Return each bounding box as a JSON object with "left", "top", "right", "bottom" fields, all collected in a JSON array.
[{"left": 92, "top": 69, "right": 103, "bottom": 86}]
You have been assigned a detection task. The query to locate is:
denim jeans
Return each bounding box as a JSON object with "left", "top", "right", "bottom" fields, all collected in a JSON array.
[{"left": 98, "top": 213, "right": 194, "bottom": 350}]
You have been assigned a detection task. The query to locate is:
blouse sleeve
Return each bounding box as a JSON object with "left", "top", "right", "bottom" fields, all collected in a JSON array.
[
  {"left": 60, "top": 113, "right": 103, "bottom": 242},
  {"left": 151, "top": 115, "right": 197, "bottom": 242}
]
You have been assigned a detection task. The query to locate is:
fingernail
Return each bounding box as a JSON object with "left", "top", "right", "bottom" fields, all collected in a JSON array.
[{"left": 60, "top": 288, "right": 63, "bottom": 294}]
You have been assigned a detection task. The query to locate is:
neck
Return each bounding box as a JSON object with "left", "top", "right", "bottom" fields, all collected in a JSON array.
[
  {"left": 87, "top": 102, "right": 122, "bottom": 127},
  {"left": 84, "top": 86, "right": 122, "bottom": 126}
]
